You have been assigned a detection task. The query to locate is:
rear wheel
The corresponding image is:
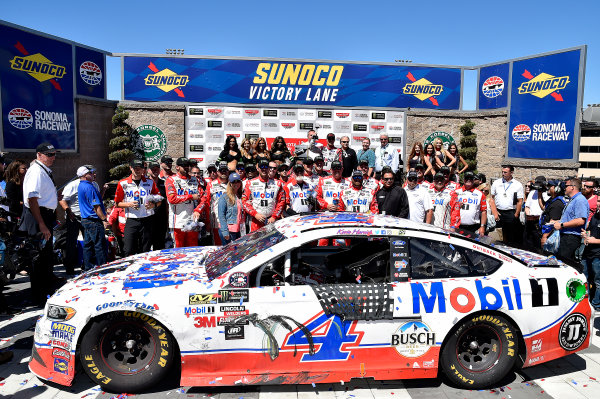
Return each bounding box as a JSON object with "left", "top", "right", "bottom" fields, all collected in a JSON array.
[
  {"left": 440, "top": 314, "right": 518, "bottom": 389},
  {"left": 80, "top": 312, "right": 175, "bottom": 392}
]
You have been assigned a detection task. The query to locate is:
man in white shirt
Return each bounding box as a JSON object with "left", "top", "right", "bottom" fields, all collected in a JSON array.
[
  {"left": 20, "top": 143, "right": 60, "bottom": 305},
  {"left": 374, "top": 133, "right": 400, "bottom": 179},
  {"left": 405, "top": 171, "right": 433, "bottom": 224},
  {"left": 524, "top": 176, "right": 550, "bottom": 252},
  {"left": 488, "top": 165, "right": 524, "bottom": 247}
]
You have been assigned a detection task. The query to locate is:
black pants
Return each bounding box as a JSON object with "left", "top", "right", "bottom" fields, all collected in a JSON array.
[
  {"left": 558, "top": 233, "right": 582, "bottom": 266},
  {"left": 123, "top": 217, "right": 153, "bottom": 256},
  {"left": 64, "top": 216, "right": 83, "bottom": 273},
  {"left": 151, "top": 211, "right": 167, "bottom": 251},
  {"left": 525, "top": 219, "right": 542, "bottom": 253},
  {"left": 458, "top": 223, "right": 480, "bottom": 238},
  {"left": 498, "top": 209, "right": 523, "bottom": 248}
]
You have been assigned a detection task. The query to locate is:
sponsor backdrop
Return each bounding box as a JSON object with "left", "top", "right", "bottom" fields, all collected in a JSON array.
[
  {"left": 185, "top": 105, "right": 405, "bottom": 168},
  {"left": 124, "top": 57, "right": 462, "bottom": 110},
  {"left": 0, "top": 22, "right": 106, "bottom": 151},
  {"left": 478, "top": 63, "right": 509, "bottom": 110},
  {"left": 507, "top": 49, "right": 582, "bottom": 159}
]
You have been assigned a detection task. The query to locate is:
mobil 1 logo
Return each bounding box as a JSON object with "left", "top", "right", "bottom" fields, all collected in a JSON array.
[{"left": 559, "top": 313, "right": 588, "bottom": 351}]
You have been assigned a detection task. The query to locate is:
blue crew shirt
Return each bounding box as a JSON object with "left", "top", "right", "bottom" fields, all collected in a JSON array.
[
  {"left": 78, "top": 180, "right": 105, "bottom": 219},
  {"left": 560, "top": 192, "right": 589, "bottom": 235}
]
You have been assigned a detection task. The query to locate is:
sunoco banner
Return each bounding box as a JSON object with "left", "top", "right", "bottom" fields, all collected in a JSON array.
[
  {"left": 124, "top": 57, "right": 462, "bottom": 109},
  {"left": 507, "top": 49, "right": 581, "bottom": 159},
  {"left": 0, "top": 23, "right": 76, "bottom": 151}
]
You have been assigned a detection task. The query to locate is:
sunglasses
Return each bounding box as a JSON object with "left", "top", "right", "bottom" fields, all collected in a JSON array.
[
  {"left": 259, "top": 165, "right": 269, "bottom": 169},
  {"left": 352, "top": 176, "right": 363, "bottom": 181},
  {"left": 341, "top": 141, "right": 349, "bottom": 144},
  {"left": 268, "top": 166, "right": 278, "bottom": 170},
  {"left": 406, "top": 177, "right": 416, "bottom": 182},
  {"left": 45, "top": 152, "right": 56, "bottom": 157},
  {"left": 237, "top": 167, "right": 245, "bottom": 171},
  {"left": 584, "top": 185, "right": 594, "bottom": 188}
]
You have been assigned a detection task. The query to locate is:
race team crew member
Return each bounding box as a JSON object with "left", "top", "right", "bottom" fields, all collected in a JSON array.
[
  {"left": 440, "top": 166, "right": 459, "bottom": 191},
  {"left": 114, "top": 159, "right": 161, "bottom": 256},
  {"left": 242, "top": 159, "right": 285, "bottom": 231},
  {"left": 403, "top": 163, "right": 430, "bottom": 190},
  {"left": 314, "top": 155, "right": 329, "bottom": 178},
  {"left": 354, "top": 159, "right": 380, "bottom": 192},
  {"left": 430, "top": 172, "right": 461, "bottom": 230},
  {"left": 322, "top": 133, "right": 342, "bottom": 172},
  {"left": 405, "top": 170, "right": 433, "bottom": 223},
  {"left": 316, "top": 160, "right": 347, "bottom": 211},
  {"left": 376, "top": 169, "right": 410, "bottom": 218},
  {"left": 165, "top": 157, "right": 203, "bottom": 248},
  {"left": 302, "top": 157, "right": 320, "bottom": 189},
  {"left": 284, "top": 164, "right": 315, "bottom": 215},
  {"left": 200, "top": 161, "right": 229, "bottom": 245},
  {"left": 338, "top": 170, "right": 378, "bottom": 213},
  {"left": 454, "top": 172, "right": 487, "bottom": 237}
]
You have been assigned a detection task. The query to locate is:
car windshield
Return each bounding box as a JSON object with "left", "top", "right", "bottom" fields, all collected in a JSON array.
[{"left": 205, "top": 224, "right": 286, "bottom": 280}]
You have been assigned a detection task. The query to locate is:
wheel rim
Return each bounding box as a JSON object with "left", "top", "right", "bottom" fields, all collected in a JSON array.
[
  {"left": 455, "top": 325, "right": 501, "bottom": 373},
  {"left": 99, "top": 321, "right": 156, "bottom": 375}
]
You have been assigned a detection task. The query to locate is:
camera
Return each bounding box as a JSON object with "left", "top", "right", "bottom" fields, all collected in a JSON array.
[{"left": 531, "top": 181, "right": 547, "bottom": 192}]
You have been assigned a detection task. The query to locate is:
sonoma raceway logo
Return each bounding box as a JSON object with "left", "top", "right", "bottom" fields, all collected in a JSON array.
[
  {"left": 79, "top": 61, "right": 102, "bottom": 86},
  {"left": 8, "top": 107, "right": 71, "bottom": 131},
  {"left": 513, "top": 123, "right": 570, "bottom": 142},
  {"left": 482, "top": 76, "right": 504, "bottom": 98}
]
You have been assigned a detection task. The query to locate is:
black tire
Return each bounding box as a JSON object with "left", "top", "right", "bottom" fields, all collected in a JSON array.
[
  {"left": 79, "top": 312, "right": 175, "bottom": 392},
  {"left": 440, "top": 313, "right": 518, "bottom": 389}
]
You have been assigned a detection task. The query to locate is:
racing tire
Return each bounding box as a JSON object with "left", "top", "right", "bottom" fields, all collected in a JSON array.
[
  {"left": 79, "top": 312, "right": 175, "bottom": 393},
  {"left": 440, "top": 313, "right": 518, "bottom": 389}
]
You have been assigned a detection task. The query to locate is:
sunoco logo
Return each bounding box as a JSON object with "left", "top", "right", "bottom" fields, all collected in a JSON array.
[
  {"left": 512, "top": 124, "right": 531, "bottom": 142},
  {"left": 144, "top": 63, "right": 188, "bottom": 97},
  {"left": 482, "top": 76, "right": 504, "bottom": 99},
  {"left": 403, "top": 72, "right": 442, "bottom": 106},
  {"left": 518, "top": 70, "right": 569, "bottom": 101},
  {"left": 8, "top": 108, "right": 33, "bottom": 129},
  {"left": 391, "top": 321, "right": 435, "bottom": 358},
  {"left": 10, "top": 53, "right": 66, "bottom": 83},
  {"left": 79, "top": 61, "right": 102, "bottom": 86}
]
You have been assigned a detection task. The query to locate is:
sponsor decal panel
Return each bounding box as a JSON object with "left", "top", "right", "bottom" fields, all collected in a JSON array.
[
  {"left": 391, "top": 321, "right": 435, "bottom": 358},
  {"left": 225, "top": 325, "right": 245, "bottom": 340},
  {"left": 53, "top": 358, "right": 69, "bottom": 374},
  {"left": 189, "top": 293, "right": 218, "bottom": 305},
  {"left": 559, "top": 313, "right": 588, "bottom": 351}
]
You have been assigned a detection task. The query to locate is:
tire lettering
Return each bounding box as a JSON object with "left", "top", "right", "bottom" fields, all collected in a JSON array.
[
  {"left": 450, "top": 364, "right": 474, "bottom": 384},
  {"left": 158, "top": 357, "right": 167, "bottom": 367},
  {"left": 84, "top": 356, "right": 112, "bottom": 384}
]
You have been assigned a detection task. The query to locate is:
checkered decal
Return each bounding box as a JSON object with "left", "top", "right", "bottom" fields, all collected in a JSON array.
[
  {"left": 185, "top": 105, "right": 405, "bottom": 168},
  {"left": 311, "top": 283, "right": 394, "bottom": 321}
]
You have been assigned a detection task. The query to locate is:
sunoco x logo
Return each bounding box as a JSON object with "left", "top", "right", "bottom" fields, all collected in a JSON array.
[
  {"left": 518, "top": 70, "right": 569, "bottom": 101},
  {"left": 403, "top": 72, "right": 443, "bottom": 106},
  {"left": 9, "top": 41, "right": 65, "bottom": 90},
  {"left": 144, "top": 62, "right": 188, "bottom": 97}
]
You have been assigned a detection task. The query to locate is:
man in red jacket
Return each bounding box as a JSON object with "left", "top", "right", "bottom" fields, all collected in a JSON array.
[{"left": 242, "top": 159, "right": 285, "bottom": 232}]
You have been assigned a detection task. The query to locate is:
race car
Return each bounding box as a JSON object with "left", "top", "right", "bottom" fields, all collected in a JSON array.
[{"left": 30, "top": 213, "right": 593, "bottom": 392}]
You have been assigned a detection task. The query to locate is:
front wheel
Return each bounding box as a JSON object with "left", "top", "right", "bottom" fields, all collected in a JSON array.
[
  {"left": 79, "top": 312, "right": 175, "bottom": 392},
  {"left": 440, "top": 314, "right": 518, "bottom": 389}
]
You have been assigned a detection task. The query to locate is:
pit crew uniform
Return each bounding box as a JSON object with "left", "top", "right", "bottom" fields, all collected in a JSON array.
[
  {"left": 431, "top": 186, "right": 461, "bottom": 230},
  {"left": 349, "top": 176, "right": 380, "bottom": 193},
  {"left": 455, "top": 185, "right": 487, "bottom": 235},
  {"left": 338, "top": 185, "right": 379, "bottom": 214},
  {"left": 403, "top": 179, "right": 431, "bottom": 191},
  {"left": 316, "top": 175, "right": 347, "bottom": 211},
  {"left": 242, "top": 176, "right": 285, "bottom": 231},
  {"left": 114, "top": 175, "right": 160, "bottom": 256},
  {"left": 201, "top": 179, "right": 228, "bottom": 245},
  {"left": 165, "top": 173, "right": 203, "bottom": 248},
  {"left": 284, "top": 180, "right": 315, "bottom": 214}
]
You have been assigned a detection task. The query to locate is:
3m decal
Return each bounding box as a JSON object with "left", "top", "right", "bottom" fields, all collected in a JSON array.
[
  {"left": 193, "top": 316, "right": 216, "bottom": 328},
  {"left": 529, "top": 278, "right": 559, "bottom": 307},
  {"left": 559, "top": 313, "right": 588, "bottom": 351},
  {"left": 391, "top": 321, "right": 435, "bottom": 358}
]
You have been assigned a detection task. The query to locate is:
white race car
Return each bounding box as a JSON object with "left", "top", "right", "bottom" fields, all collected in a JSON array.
[{"left": 30, "top": 213, "right": 593, "bottom": 392}]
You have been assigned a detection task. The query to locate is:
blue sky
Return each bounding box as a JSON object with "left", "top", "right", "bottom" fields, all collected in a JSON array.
[{"left": 2, "top": 0, "right": 598, "bottom": 110}]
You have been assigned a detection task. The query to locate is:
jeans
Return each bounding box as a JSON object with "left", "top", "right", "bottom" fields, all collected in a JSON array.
[
  {"left": 581, "top": 257, "right": 600, "bottom": 309},
  {"left": 220, "top": 230, "right": 240, "bottom": 245},
  {"left": 82, "top": 218, "right": 107, "bottom": 271}
]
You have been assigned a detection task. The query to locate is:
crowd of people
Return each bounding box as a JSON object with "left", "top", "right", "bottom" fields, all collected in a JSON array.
[{"left": 1, "top": 133, "right": 599, "bottom": 315}]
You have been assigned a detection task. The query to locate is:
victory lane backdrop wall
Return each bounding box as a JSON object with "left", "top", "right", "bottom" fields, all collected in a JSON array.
[
  {"left": 185, "top": 105, "right": 405, "bottom": 168},
  {"left": 0, "top": 21, "right": 106, "bottom": 151},
  {"left": 124, "top": 57, "right": 461, "bottom": 110},
  {"left": 507, "top": 49, "right": 582, "bottom": 159}
]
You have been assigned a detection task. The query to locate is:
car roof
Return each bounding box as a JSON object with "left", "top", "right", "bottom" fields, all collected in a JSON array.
[{"left": 274, "top": 212, "right": 446, "bottom": 237}]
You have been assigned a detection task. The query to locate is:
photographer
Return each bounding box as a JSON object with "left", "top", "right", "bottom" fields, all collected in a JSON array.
[
  {"left": 295, "top": 130, "right": 323, "bottom": 161},
  {"left": 538, "top": 180, "right": 566, "bottom": 250},
  {"left": 524, "top": 176, "right": 550, "bottom": 253}
]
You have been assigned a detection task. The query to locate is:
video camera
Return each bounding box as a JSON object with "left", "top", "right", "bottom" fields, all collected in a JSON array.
[{"left": 531, "top": 180, "right": 548, "bottom": 192}]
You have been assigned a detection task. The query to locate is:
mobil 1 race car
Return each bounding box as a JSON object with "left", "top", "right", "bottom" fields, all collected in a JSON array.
[{"left": 30, "top": 213, "right": 593, "bottom": 392}]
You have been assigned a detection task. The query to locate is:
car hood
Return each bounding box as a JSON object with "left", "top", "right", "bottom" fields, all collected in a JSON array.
[
  {"left": 56, "top": 247, "right": 218, "bottom": 295},
  {"left": 493, "top": 244, "right": 562, "bottom": 267}
]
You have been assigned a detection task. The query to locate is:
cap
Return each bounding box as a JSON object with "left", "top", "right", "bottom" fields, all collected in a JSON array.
[
  {"left": 293, "top": 163, "right": 304, "bottom": 172},
  {"left": 189, "top": 159, "right": 198, "bottom": 166},
  {"left": 257, "top": 159, "right": 269, "bottom": 168},
  {"left": 148, "top": 161, "right": 160, "bottom": 168},
  {"left": 547, "top": 179, "right": 560, "bottom": 187},
  {"left": 351, "top": 170, "right": 363, "bottom": 179},
  {"left": 434, "top": 172, "right": 445, "bottom": 181},
  {"left": 464, "top": 171, "right": 475, "bottom": 180},
  {"left": 407, "top": 171, "right": 418, "bottom": 180},
  {"left": 278, "top": 163, "right": 289, "bottom": 171},
  {"left": 228, "top": 172, "right": 241, "bottom": 183},
  {"left": 331, "top": 160, "right": 343, "bottom": 169},
  {"left": 130, "top": 159, "right": 144, "bottom": 168},
  {"left": 314, "top": 155, "right": 324, "bottom": 163},
  {"left": 414, "top": 163, "right": 424, "bottom": 170},
  {"left": 535, "top": 175, "right": 547, "bottom": 182},
  {"left": 236, "top": 161, "right": 245, "bottom": 169},
  {"left": 473, "top": 173, "right": 482, "bottom": 181},
  {"left": 36, "top": 142, "right": 58, "bottom": 154},
  {"left": 327, "top": 133, "right": 336, "bottom": 140},
  {"left": 176, "top": 157, "right": 190, "bottom": 166},
  {"left": 161, "top": 155, "right": 173, "bottom": 163},
  {"left": 207, "top": 162, "right": 217, "bottom": 170},
  {"left": 77, "top": 165, "right": 94, "bottom": 177},
  {"left": 440, "top": 166, "right": 450, "bottom": 174},
  {"left": 358, "top": 158, "right": 369, "bottom": 165},
  {"left": 218, "top": 161, "right": 229, "bottom": 170}
]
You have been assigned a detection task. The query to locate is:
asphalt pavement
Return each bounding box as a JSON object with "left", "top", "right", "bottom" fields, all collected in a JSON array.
[{"left": 1, "top": 266, "right": 599, "bottom": 399}]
